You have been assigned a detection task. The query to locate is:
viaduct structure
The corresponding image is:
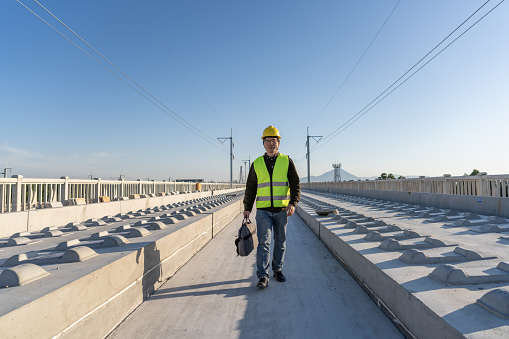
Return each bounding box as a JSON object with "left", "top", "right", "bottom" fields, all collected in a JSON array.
[{"left": 0, "top": 175, "right": 508, "bottom": 338}]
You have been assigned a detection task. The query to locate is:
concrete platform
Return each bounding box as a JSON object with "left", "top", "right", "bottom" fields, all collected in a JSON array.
[
  {"left": 298, "top": 190, "right": 509, "bottom": 339},
  {"left": 0, "top": 193, "right": 244, "bottom": 338},
  {"left": 107, "top": 210, "right": 403, "bottom": 338},
  {"left": 2, "top": 187, "right": 508, "bottom": 338}
]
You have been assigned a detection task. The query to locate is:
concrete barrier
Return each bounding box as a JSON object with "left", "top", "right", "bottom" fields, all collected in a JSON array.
[
  {"left": 0, "top": 198, "right": 244, "bottom": 338},
  {"left": 0, "top": 189, "right": 244, "bottom": 238},
  {"left": 312, "top": 187, "right": 509, "bottom": 218},
  {"left": 296, "top": 203, "right": 468, "bottom": 339}
]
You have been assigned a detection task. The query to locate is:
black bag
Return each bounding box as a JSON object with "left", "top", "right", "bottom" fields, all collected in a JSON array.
[{"left": 235, "top": 216, "right": 257, "bottom": 256}]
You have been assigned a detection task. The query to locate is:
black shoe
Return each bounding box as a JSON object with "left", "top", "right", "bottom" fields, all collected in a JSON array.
[
  {"left": 256, "top": 277, "right": 268, "bottom": 288},
  {"left": 273, "top": 270, "right": 286, "bottom": 282}
]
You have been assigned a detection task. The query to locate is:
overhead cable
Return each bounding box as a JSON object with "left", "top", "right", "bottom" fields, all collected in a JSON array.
[
  {"left": 287, "top": 133, "right": 307, "bottom": 160},
  {"left": 313, "top": 0, "right": 502, "bottom": 152},
  {"left": 31, "top": 0, "right": 220, "bottom": 148},
  {"left": 130, "top": 0, "right": 231, "bottom": 130},
  {"left": 19, "top": 0, "right": 227, "bottom": 153},
  {"left": 307, "top": 0, "right": 401, "bottom": 127},
  {"left": 230, "top": 130, "right": 250, "bottom": 164}
]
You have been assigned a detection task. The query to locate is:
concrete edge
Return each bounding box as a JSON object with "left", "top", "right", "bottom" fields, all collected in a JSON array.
[
  {"left": 0, "top": 200, "right": 243, "bottom": 339},
  {"left": 296, "top": 205, "right": 465, "bottom": 339},
  {"left": 307, "top": 188, "right": 509, "bottom": 219},
  {"left": 0, "top": 189, "right": 244, "bottom": 238}
]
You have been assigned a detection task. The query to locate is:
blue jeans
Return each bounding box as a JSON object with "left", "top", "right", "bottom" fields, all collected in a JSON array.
[{"left": 255, "top": 209, "right": 288, "bottom": 279}]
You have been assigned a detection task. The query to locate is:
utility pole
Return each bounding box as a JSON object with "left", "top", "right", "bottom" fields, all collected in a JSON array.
[
  {"left": 217, "top": 128, "right": 233, "bottom": 188},
  {"left": 306, "top": 127, "right": 322, "bottom": 187}
]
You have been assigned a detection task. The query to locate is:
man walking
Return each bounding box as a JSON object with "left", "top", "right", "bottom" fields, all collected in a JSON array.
[{"left": 243, "top": 126, "right": 300, "bottom": 288}]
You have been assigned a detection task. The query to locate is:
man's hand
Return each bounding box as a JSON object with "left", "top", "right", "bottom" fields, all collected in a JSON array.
[
  {"left": 243, "top": 211, "right": 250, "bottom": 219},
  {"left": 286, "top": 204, "right": 295, "bottom": 217}
]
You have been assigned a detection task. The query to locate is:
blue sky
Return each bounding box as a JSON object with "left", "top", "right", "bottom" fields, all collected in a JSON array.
[{"left": 1, "top": 1, "right": 508, "bottom": 181}]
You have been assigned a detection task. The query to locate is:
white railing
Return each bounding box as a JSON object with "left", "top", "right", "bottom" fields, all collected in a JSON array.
[
  {"left": 308, "top": 174, "right": 509, "bottom": 198},
  {"left": 0, "top": 176, "right": 244, "bottom": 213}
]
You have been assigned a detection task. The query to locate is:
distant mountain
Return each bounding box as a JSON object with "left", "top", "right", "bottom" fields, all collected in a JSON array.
[
  {"left": 300, "top": 168, "right": 420, "bottom": 183},
  {"left": 300, "top": 168, "right": 361, "bottom": 183}
]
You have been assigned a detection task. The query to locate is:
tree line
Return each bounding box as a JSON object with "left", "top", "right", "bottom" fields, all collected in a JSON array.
[{"left": 377, "top": 169, "right": 484, "bottom": 180}]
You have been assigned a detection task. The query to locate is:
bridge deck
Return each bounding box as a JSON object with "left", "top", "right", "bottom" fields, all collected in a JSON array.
[{"left": 107, "top": 211, "right": 403, "bottom": 338}]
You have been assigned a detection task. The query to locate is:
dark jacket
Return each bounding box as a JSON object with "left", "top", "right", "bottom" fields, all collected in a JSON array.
[{"left": 243, "top": 153, "right": 300, "bottom": 213}]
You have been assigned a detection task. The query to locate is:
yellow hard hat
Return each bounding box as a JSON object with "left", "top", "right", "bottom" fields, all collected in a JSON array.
[{"left": 261, "top": 126, "right": 281, "bottom": 139}]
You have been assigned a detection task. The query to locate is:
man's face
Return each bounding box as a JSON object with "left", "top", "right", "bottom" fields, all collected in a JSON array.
[{"left": 263, "top": 137, "right": 280, "bottom": 154}]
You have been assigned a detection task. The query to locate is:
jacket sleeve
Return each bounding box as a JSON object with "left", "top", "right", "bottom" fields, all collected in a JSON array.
[
  {"left": 288, "top": 158, "right": 301, "bottom": 206},
  {"left": 243, "top": 163, "right": 258, "bottom": 212}
]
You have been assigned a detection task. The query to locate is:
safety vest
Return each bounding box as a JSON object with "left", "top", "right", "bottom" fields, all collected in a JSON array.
[{"left": 254, "top": 153, "right": 290, "bottom": 208}]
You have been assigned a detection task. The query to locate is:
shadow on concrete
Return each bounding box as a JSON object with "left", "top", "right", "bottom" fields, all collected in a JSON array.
[
  {"left": 357, "top": 247, "right": 389, "bottom": 255},
  {"left": 328, "top": 227, "right": 355, "bottom": 233},
  {"left": 136, "top": 242, "right": 161, "bottom": 299},
  {"left": 465, "top": 283, "right": 509, "bottom": 291},
  {"left": 482, "top": 267, "right": 505, "bottom": 275},
  {"left": 442, "top": 303, "right": 507, "bottom": 334},
  {"left": 92, "top": 241, "right": 155, "bottom": 255},
  {"left": 450, "top": 230, "right": 486, "bottom": 237},
  {"left": 422, "top": 220, "right": 444, "bottom": 224},
  {"left": 400, "top": 276, "right": 445, "bottom": 293},
  {"left": 496, "top": 237, "right": 509, "bottom": 245},
  {"left": 394, "top": 215, "right": 415, "bottom": 219},
  {"left": 147, "top": 279, "right": 252, "bottom": 300},
  {"left": 375, "top": 258, "right": 406, "bottom": 270},
  {"left": 345, "top": 238, "right": 373, "bottom": 244}
]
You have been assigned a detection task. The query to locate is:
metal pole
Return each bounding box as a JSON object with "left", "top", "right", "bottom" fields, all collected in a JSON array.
[
  {"left": 307, "top": 127, "right": 310, "bottom": 187},
  {"left": 230, "top": 128, "right": 233, "bottom": 188},
  {"left": 306, "top": 127, "right": 322, "bottom": 188},
  {"left": 217, "top": 128, "right": 234, "bottom": 188}
]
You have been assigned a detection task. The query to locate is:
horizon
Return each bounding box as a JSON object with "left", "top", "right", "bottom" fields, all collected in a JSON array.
[{"left": 2, "top": 165, "right": 502, "bottom": 183}]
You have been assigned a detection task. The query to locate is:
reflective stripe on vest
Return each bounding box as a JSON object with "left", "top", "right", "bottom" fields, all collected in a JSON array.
[
  {"left": 254, "top": 154, "right": 290, "bottom": 208},
  {"left": 257, "top": 181, "right": 289, "bottom": 189}
]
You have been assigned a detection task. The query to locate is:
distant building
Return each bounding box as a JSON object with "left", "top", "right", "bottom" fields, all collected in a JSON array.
[{"left": 176, "top": 179, "right": 204, "bottom": 182}]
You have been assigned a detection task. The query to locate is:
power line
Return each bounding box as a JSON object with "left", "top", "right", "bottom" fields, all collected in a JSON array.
[
  {"left": 32, "top": 0, "right": 220, "bottom": 147},
  {"left": 19, "top": 0, "right": 227, "bottom": 153},
  {"left": 287, "top": 132, "right": 307, "bottom": 158},
  {"left": 313, "top": 0, "right": 502, "bottom": 151},
  {"left": 305, "top": 127, "right": 322, "bottom": 186},
  {"left": 316, "top": 0, "right": 494, "bottom": 147},
  {"left": 218, "top": 137, "right": 242, "bottom": 165},
  {"left": 130, "top": 0, "right": 231, "bottom": 129},
  {"left": 327, "top": 0, "right": 505, "bottom": 143},
  {"left": 31, "top": 1, "right": 209, "bottom": 143},
  {"left": 217, "top": 129, "right": 234, "bottom": 187},
  {"left": 231, "top": 130, "right": 249, "bottom": 164},
  {"left": 307, "top": 0, "right": 401, "bottom": 127}
]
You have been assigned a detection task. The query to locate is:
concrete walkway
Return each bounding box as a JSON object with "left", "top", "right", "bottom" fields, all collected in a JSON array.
[{"left": 107, "top": 211, "right": 402, "bottom": 338}]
